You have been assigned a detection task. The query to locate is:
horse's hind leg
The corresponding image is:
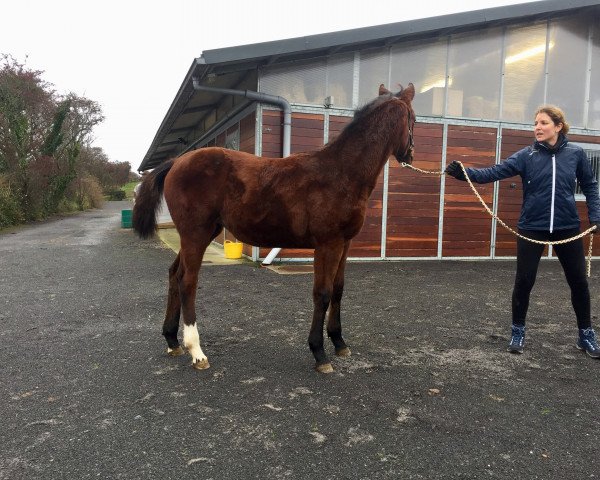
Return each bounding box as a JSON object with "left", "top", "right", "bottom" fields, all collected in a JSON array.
[
  {"left": 309, "top": 242, "right": 345, "bottom": 373},
  {"left": 163, "top": 254, "right": 184, "bottom": 356},
  {"left": 178, "top": 232, "right": 212, "bottom": 370},
  {"left": 327, "top": 241, "right": 351, "bottom": 357}
]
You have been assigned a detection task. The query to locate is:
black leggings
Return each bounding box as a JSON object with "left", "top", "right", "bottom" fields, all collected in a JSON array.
[{"left": 512, "top": 228, "right": 591, "bottom": 329}]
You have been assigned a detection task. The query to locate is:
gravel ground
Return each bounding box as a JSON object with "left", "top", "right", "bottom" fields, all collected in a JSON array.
[{"left": 1, "top": 200, "right": 599, "bottom": 480}]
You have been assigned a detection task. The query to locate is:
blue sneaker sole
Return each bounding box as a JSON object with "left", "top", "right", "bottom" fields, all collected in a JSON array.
[
  {"left": 507, "top": 346, "right": 523, "bottom": 354},
  {"left": 575, "top": 344, "right": 600, "bottom": 359}
]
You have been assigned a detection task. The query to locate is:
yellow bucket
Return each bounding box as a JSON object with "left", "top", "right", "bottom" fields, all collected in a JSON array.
[{"left": 224, "top": 240, "right": 243, "bottom": 259}]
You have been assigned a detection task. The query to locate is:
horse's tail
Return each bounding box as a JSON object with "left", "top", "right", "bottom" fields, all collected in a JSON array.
[{"left": 132, "top": 159, "right": 175, "bottom": 239}]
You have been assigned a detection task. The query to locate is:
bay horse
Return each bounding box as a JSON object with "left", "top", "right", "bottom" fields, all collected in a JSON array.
[{"left": 133, "top": 83, "right": 415, "bottom": 373}]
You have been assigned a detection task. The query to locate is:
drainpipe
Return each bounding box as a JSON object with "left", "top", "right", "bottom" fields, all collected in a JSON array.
[{"left": 191, "top": 79, "right": 289, "bottom": 265}]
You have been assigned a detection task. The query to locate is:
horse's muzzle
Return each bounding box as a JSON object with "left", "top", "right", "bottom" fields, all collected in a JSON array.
[{"left": 396, "top": 146, "right": 414, "bottom": 165}]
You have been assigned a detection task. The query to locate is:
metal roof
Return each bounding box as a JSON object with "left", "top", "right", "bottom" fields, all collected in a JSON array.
[{"left": 139, "top": 0, "right": 600, "bottom": 171}]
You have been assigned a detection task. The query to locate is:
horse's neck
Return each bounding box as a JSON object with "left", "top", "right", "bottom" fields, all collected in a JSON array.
[{"left": 328, "top": 120, "right": 397, "bottom": 186}]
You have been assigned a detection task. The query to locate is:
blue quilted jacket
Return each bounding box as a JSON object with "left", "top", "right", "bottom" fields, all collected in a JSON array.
[{"left": 464, "top": 135, "right": 600, "bottom": 231}]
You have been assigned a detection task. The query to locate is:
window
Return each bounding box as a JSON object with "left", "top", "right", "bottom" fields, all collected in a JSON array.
[
  {"left": 590, "top": 21, "right": 600, "bottom": 129},
  {"left": 260, "top": 58, "right": 327, "bottom": 105},
  {"left": 502, "top": 23, "right": 547, "bottom": 123},
  {"left": 358, "top": 48, "right": 389, "bottom": 106},
  {"left": 448, "top": 28, "right": 503, "bottom": 120},
  {"left": 326, "top": 54, "right": 354, "bottom": 108},
  {"left": 546, "top": 16, "right": 589, "bottom": 128},
  {"left": 225, "top": 130, "right": 239, "bottom": 151},
  {"left": 391, "top": 38, "right": 448, "bottom": 117}
]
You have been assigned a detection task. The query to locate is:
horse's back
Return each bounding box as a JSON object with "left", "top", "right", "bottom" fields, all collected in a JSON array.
[
  {"left": 163, "top": 147, "right": 277, "bottom": 229},
  {"left": 162, "top": 146, "right": 365, "bottom": 247}
]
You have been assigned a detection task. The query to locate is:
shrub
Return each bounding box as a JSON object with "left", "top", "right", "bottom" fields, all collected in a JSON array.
[
  {"left": 70, "top": 175, "right": 104, "bottom": 210},
  {"left": 0, "top": 176, "right": 24, "bottom": 228},
  {"left": 106, "top": 189, "right": 126, "bottom": 201}
]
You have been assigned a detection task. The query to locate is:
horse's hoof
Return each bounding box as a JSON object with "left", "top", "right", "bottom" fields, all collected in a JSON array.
[
  {"left": 315, "top": 363, "right": 334, "bottom": 374},
  {"left": 335, "top": 347, "right": 351, "bottom": 357},
  {"left": 167, "top": 346, "right": 185, "bottom": 357},
  {"left": 192, "top": 358, "right": 210, "bottom": 370}
]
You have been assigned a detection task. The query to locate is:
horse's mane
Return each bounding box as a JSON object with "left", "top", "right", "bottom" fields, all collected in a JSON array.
[
  {"left": 353, "top": 93, "right": 394, "bottom": 124},
  {"left": 324, "top": 93, "right": 395, "bottom": 150}
]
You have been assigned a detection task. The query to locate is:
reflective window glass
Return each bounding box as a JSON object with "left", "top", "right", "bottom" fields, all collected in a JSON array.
[
  {"left": 502, "top": 23, "right": 547, "bottom": 123},
  {"left": 326, "top": 53, "right": 354, "bottom": 108},
  {"left": 358, "top": 49, "right": 389, "bottom": 106},
  {"left": 260, "top": 59, "right": 327, "bottom": 105},
  {"left": 590, "top": 21, "right": 600, "bottom": 129},
  {"left": 391, "top": 39, "right": 448, "bottom": 117},
  {"left": 448, "top": 28, "right": 503, "bottom": 120},
  {"left": 547, "top": 16, "right": 589, "bottom": 128}
]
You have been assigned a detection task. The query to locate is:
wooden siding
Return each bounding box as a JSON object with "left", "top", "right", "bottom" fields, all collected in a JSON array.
[
  {"left": 216, "top": 131, "right": 226, "bottom": 147},
  {"left": 239, "top": 114, "right": 255, "bottom": 154},
  {"left": 328, "top": 116, "right": 352, "bottom": 141},
  {"left": 387, "top": 123, "right": 442, "bottom": 257},
  {"left": 261, "top": 110, "right": 284, "bottom": 158},
  {"left": 443, "top": 125, "right": 497, "bottom": 257},
  {"left": 290, "top": 113, "right": 325, "bottom": 153},
  {"left": 211, "top": 108, "right": 600, "bottom": 261}
]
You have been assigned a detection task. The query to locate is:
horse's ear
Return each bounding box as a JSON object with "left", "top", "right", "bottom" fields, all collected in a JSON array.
[
  {"left": 395, "top": 84, "right": 404, "bottom": 97},
  {"left": 399, "top": 83, "right": 415, "bottom": 102},
  {"left": 379, "top": 84, "right": 391, "bottom": 96}
]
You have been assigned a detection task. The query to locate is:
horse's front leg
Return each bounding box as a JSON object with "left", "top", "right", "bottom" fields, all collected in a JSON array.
[
  {"left": 327, "top": 240, "right": 351, "bottom": 357},
  {"left": 309, "top": 242, "right": 345, "bottom": 373},
  {"left": 178, "top": 236, "right": 211, "bottom": 370},
  {"left": 163, "top": 253, "right": 184, "bottom": 356}
]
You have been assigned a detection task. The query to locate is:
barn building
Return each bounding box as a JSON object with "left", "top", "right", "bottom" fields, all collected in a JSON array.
[{"left": 139, "top": 0, "right": 600, "bottom": 262}]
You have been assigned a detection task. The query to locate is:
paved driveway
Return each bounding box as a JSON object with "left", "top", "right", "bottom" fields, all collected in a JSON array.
[{"left": 1, "top": 201, "right": 599, "bottom": 479}]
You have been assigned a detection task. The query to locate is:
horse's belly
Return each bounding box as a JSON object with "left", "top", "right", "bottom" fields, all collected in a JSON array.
[
  {"left": 230, "top": 226, "right": 315, "bottom": 249},
  {"left": 222, "top": 214, "right": 315, "bottom": 248}
]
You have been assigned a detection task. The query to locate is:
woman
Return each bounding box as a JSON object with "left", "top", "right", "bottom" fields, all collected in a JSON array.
[{"left": 446, "top": 105, "right": 600, "bottom": 358}]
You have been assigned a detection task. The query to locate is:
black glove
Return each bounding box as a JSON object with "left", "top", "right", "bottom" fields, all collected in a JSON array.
[{"left": 445, "top": 160, "right": 467, "bottom": 181}]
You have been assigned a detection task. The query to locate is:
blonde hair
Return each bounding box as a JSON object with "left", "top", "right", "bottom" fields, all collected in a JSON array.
[{"left": 535, "top": 105, "right": 570, "bottom": 135}]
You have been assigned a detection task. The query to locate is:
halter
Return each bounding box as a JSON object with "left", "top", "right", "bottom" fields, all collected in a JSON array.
[{"left": 395, "top": 108, "right": 414, "bottom": 163}]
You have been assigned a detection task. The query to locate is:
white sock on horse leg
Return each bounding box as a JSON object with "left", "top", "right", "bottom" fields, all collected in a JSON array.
[{"left": 183, "top": 323, "right": 208, "bottom": 365}]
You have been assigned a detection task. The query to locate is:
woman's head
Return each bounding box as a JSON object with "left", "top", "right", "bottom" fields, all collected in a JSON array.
[{"left": 534, "top": 105, "right": 569, "bottom": 145}]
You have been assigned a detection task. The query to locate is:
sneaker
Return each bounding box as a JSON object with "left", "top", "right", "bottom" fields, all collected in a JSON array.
[
  {"left": 576, "top": 328, "right": 600, "bottom": 359},
  {"left": 507, "top": 325, "right": 526, "bottom": 354}
]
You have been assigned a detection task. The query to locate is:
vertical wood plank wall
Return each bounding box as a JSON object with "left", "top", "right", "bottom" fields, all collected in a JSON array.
[
  {"left": 443, "top": 125, "right": 497, "bottom": 257},
  {"left": 387, "top": 123, "right": 442, "bottom": 257},
  {"left": 210, "top": 108, "right": 600, "bottom": 260}
]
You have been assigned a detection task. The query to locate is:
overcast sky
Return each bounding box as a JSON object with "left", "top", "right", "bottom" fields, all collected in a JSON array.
[{"left": 1, "top": 0, "right": 536, "bottom": 171}]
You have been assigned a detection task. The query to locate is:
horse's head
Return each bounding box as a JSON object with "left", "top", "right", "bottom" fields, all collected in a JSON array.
[{"left": 380, "top": 83, "right": 416, "bottom": 165}]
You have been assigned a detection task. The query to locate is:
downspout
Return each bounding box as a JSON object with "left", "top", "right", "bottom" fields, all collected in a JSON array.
[{"left": 191, "top": 79, "right": 290, "bottom": 265}]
